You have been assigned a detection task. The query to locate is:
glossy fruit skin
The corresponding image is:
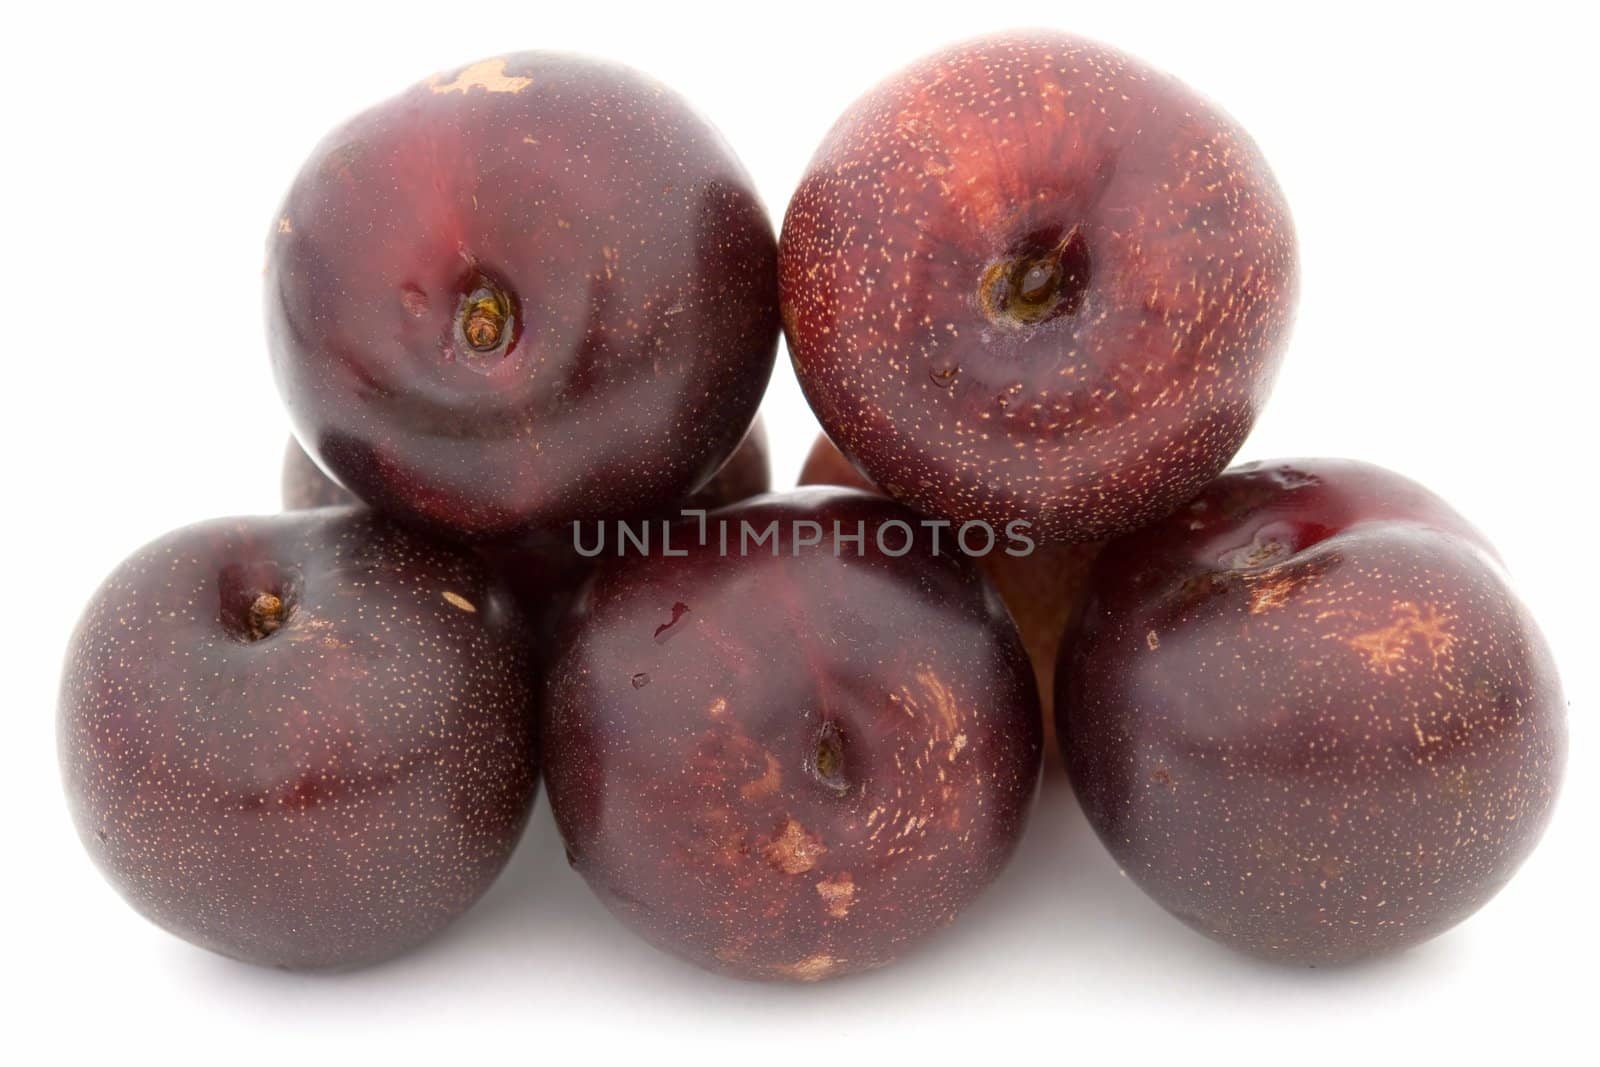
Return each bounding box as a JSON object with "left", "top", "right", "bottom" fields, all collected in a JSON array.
[
  {"left": 282, "top": 414, "right": 769, "bottom": 520},
  {"left": 1060, "top": 459, "right": 1566, "bottom": 964},
  {"left": 268, "top": 53, "right": 779, "bottom": 540},
  {"left": 280, "top": 419, "right": 768, "bottom": 652},
  {"left": 58, "top": 509, "right": 539, "bottom": 970},
  {"left": 280, "top": 418, "right": 770, "bottom": 645},
  {"left": 543, "top": 490, "right": 1042, "bottom": 980},
  {"left": 798, "top": 433, "right": 1098, "bottom": 736},
  {"left": 465, "top": 418, "right": 772, "bottom": 646},
  {"left": 780, "top": 31, "right": 1297, "bottom": 543},
  {"left": 280, "top": 434, "right": 583, "bottom": 646},
  {"left": 475, "top": 531, "right": 592, "bottom": 649}
]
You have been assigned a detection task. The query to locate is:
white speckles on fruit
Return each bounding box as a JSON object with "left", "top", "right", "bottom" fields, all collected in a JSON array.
[
  {"left": 1062, "top": 460, "right": 1565, "bottom": 964},
  {"left": 778, "top": 31, "right": 1298, "bottom": 542},
  {"left": 541, "top": 492, "right": 1042, "bottom": 981},
  {"left": 267, "top": 52, "right": 778, "bottom": 539},
  {"left": 57, "top": 509, "right": 539, "bottom": 970}
]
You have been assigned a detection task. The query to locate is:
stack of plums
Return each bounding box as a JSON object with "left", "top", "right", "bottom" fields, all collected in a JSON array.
[{"left": 59, "top": 33, "right": 1565, "bottom": 979}]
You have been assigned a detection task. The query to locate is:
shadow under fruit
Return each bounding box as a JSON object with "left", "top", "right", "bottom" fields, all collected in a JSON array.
[
  {"left": 1060, "top": 459, "right": 1566, "bottom": 963},
  {"left": 58, "top": 509, "right": 540, "bottom": 969},
  {"left": 542, "top": 490, "right": 1042, "bottom": 980},
  {"left": 780, "top": 31, "right": 1298, "bottom": 543}
]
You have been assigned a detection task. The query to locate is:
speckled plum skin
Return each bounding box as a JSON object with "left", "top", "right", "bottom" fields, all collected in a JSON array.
[
  {"left": 798, "top": 433, "right": 1099, "bottom": 736},
  {"left": 280, "top": 419, "right": 771, "bottom": 649},
  {"left": 543, "top": 490, "right": 1042, "bottom": 981},
  {"left": 1060, "top": 459, "right": 1566, "bottom": 963},
  {"left": 780, "top": 32, "right": 1297, "bottom": 543},
  {"left": 58, "top": 509, "right": 539, "bottom": 970},
  {"left": 268, "top": 53, "right": 779, "bottom": 540},
  {"left": 280, "top": 434, "right": 584, "bottom": 646}
]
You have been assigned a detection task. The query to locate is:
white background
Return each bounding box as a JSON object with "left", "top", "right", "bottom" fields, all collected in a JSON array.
[{"left": 2, "top": 0, "right": 1594, "bottom": 1060}]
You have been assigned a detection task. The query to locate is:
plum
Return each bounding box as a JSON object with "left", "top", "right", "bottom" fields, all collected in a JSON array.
[
  {"left": 268, "top": 53, "right": 778, "bottom": 540},
  {"left": 542, "top": 490, "right": 1042, "bottom": 980},
  {"left": 780, "top": 31, "right": 1297, "bottom": 542},
  {"left": 1060, "top": 459, "right": 1566, "bottom": 963},
  {"left": 58, "top": 509, "right": 539, "bottom": 969}
]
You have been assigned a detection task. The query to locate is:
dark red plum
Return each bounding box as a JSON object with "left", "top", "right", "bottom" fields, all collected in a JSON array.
[
  {"left": 780, "top": 32, "right": 1297, "bottom": 542},
  {"left": 543, "top": 490, "right": 1042, "bottom": 980},
  {"left": 58, "top": 509, "right": 539, "bottom": 970},
  {"left": 1060, "top": 459, "right": 1566, "bottom": 963},
  {"left": 268, "top": 53, "right": 779, "bottom": 540}
]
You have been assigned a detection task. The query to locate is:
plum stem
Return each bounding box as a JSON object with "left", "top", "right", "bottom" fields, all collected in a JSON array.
[
  {"left": 459, "top": 283, "right": 512, "bottom": 352},
  {"left": 812, "top": 721, "right": 848, "bottom": 793},
  {"left": 248, "top": 593, "right": 285, "bottom": 640},
  {"left": 816, "top": 735, "right": 842, "bottom": 779},
  {"left": 978, "top": 227, "right": 1092, "bottom": 328}
]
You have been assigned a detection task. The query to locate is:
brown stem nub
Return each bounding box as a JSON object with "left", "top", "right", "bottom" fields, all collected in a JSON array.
[
  {"left": 248, "top": 593, "right": 285, "bottom": 640},
  {"left": 812, "top": 721, "right": 848, "bottom": 793},
  {"left": 816, "top": 735, "right": 842, "bottom": 779},
  {"left": 978, "top": 227, "right": 1092, "bottom": 328},
  {"left": 459, "top": 284, "right": 512, "bottom": 353}
]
